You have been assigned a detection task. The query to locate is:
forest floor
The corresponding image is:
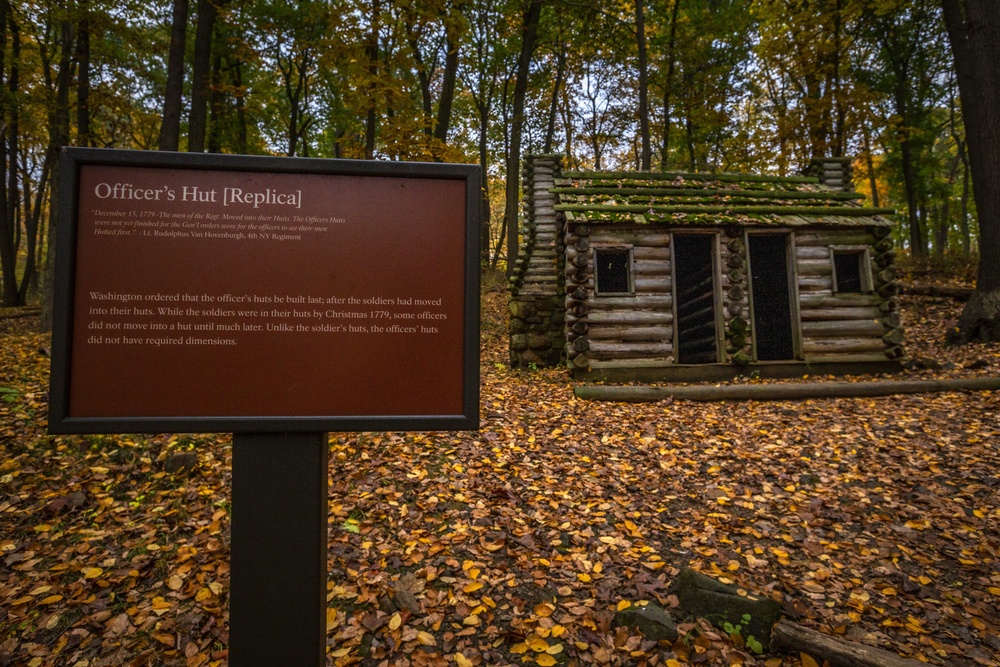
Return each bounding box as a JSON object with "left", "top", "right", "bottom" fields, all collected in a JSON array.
[{"left": 1, "top": 271, "right": 998, "bottom": 667}]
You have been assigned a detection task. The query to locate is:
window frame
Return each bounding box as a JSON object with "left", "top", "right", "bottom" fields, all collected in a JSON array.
[
  {"left": 593, "top": 245, "right": 635, "bottom": 296},
  {"left": 829, "top": 245, "right": 874, "bottom": 293}
]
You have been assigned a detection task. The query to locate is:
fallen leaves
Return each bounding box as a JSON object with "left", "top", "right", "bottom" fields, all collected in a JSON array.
[{"left": 1, "top": 291, "right": 999, "bottom": 665}]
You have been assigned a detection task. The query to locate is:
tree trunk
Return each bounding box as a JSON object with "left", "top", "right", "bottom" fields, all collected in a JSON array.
[
  {"left": 942, "top": 0, "right": 1000, "bottom": 342},
  {"left": 40, "top": 18, "right": 73, "bottom": 331},
  {"left": 364, "top": 0, "right": 381, "bottom": 160},
  {"left": 0, "top": 0, "right": 17, "bottom": 307},
  {"left": 660, "top": 0, "right": 680, "bottom": 171},
  {"left": 504, "top": 0, "right": 542, "bottom": 277},
  {"left": 207, "top": 53, "right": 223, "bottom": 153},
  {"left": 898, "top": 123, "right": 926, "bottom": 258},
  {"left": 233, "top": 61, "right": 248, "bottom": 153},
  {"left": 543, "top": 39, "right": 566, "bottom": 154},
  {"left": 76, "top": 0, "right": 91, "bottom": 147},
  {"left": 636, "top": 0, "right": 651, "bottom": 170},
  {"left": 188, "top": 0, "right": 219, "bottom": 153},
  {"left": 158, "top": 0, "right": 188, "bottom": 151},
  {"left": 434, "top": 19, "right": 460, "bottom": 148},
  {"left": 11, "top": 17, "right": 35, "bottom": 305},
  {"left": 478, "top": 101, "right": 491, "bottom": 264},
  {"left": 404, "top": 6, "right": 434, "bottom": 137}
]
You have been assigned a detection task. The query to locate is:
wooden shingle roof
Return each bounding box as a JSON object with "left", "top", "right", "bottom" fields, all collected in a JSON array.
[{"left": 553, "top": 170, "right": 895, "bottom": 227}]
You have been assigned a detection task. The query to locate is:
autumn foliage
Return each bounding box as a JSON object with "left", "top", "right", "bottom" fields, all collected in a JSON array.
[{"left": 0, "top": 279, "right": 999, "bottom": 666}]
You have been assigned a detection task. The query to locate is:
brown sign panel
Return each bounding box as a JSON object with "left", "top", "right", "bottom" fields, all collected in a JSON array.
[{"left": 49, "top": 149, "right": 479, "bottom": 433}]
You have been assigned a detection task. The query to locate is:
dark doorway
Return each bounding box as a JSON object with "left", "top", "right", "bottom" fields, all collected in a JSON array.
[
  {"left": 748, "top": 234, "right": 795, "bottom": 360},
  {"left": 674, "top": 235, "right": 718, "bottom": 363}
]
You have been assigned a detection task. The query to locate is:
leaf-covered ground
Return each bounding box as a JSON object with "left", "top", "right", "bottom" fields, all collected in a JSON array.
[{"left": 1, "top": 282, "right": 999, "bottom": 667}]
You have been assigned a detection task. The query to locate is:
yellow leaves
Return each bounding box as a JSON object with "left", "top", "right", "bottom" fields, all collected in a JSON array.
[
  {"left": 535, "top": 654, "right": 557, "bottom": 666},
  {"left": 534, "top": 602, "right": 555, "bottom": 618},
  {"left": 666, "top": 660, "right": 684, "bottom": 667},
  {"left": 526, "top": 636, "right": 549, "bottom": 652},
  {"left": 463, "top": 581, "right": 484, "bottom": 594},
  {"left": 454, "top": 652, "right": 473, "bottom": 667},
  {"left": 416, "top": 630, "right": 436, "bottom": 646},
  {"left": 81, "top": 567, "right": 103, "bottom": 579},
  {"left": 800, "top": 653, "right": 821, "bottom": 667},
  {"left": 388, "top": 612, "right": 402, "bottom": 631},
  {"left": 617, "top": 600, "right": 632, "bottom": 611}
]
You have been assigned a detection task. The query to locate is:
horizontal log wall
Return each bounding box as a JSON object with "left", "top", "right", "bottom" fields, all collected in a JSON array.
[
  {"left": 794, "top": 228, "right": 902, "bottom": 363},
  {"left": 569, "top": 225, "right": 675, "bottom": 365}
]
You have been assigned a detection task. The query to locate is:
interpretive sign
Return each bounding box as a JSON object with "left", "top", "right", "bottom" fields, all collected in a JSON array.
[{"left": 49, "top": 148, "right": 480, "bottom": 434}]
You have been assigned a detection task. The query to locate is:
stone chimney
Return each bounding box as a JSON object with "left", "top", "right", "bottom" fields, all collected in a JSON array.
[
  {"left": 508, "top": 154, "right": 566, "bottom": 369},
  {"left": 810, "top": 157, "right": 854, "bottom": 191}
]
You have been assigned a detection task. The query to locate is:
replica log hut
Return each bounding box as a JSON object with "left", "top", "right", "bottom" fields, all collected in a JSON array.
[{"left": 508, "top": 155, "right": 905, "bottom": 381}]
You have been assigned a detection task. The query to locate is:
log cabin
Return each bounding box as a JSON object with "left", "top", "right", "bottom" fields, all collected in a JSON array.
[{"left": 508, "top": 155, "right": 905, "bottom": 381}]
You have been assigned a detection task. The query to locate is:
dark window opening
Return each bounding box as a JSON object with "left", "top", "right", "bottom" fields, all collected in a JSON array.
[
  {"left": 748, "top": 234, "right": 795, "bottom": 361},
  {"left": 833, "top": 250, "right": 865, "bottom": 293},
  {"left": 674, "top": 235, "right": 718, "bottom": 364},
  {"left": 595, "top": 248, "right": 632, "bottom": 294}
]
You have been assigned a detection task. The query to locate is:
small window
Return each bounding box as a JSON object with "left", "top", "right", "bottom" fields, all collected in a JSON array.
[
  {"left": 830, "top": 247, "right": 872, "bottom": 293},
  {"left": 594, "top": 247, "right": 633, "bottom": 294}
]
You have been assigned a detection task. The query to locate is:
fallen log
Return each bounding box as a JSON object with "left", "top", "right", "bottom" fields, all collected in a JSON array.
[
  {"left": 0, "top": 308, "right": 41, "bottom": 320},
  {"left": 900, "top": 284, "right": 973, "bottom": 300},
  {"left": 771, "top": 619, "right": 926, "bottom": 667},
  {"left": 574, "top": 376, "right": 1000, "bottom": 402}
]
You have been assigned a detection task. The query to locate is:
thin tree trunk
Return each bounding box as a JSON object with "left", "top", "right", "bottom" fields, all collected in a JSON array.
[
  {"left": 233, "top": 61, "right": 247, "bottom": 153},
  {"left": 404, "top": 8, "right": 434, "bottom": 137},
  {"left": 76, "top": 0, "right": 91, "bottom": 147},
  {"left": 11, "top": 14, "right": 34, "bottom": 305},
  {"left": 543, "top": 39, "right": 565, "bottom": 154},
  {"left": 433, "top": 24, "right": 460, "bottom": 156},
  {"left": 0, "top": 0, "right": 16, "bottom": 307},
  {"left": 900, "top": 132, "right": 925, "bottom": 258},
  {"left": 504, "top": 0, "right": 542, "bottom": 277},
  {"left": 862, "top": 120, "right": 879, "bottom": 208},
  {"left": 188, "top": 0, "right": 219, "bottom": 153},
  {"left": 960, "top": 146, "right": 971, "bottom": 259},
  {"left": 158, "top": 0, "right": 188, "bottom": 151},
  {"left": 636, "top": 0, "right": 650, "bottom": 170},
  {"left": 40, "top": 18, "right": 73, "bottom": 331},
  {"left": 477, "top": 99, "right": 492, "bottom": 263},
  {"left": 207, "top": 53, "right": 223, "bottom": 153},
  {"left": 364, "top": 0, "right": 381, "bottom": 160},
  {"left": 660, "top": 0, "right": 680, "bottom": 171}
]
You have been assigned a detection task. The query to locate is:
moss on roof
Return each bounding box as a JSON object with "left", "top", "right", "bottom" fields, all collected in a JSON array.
[{"left": 551, "top": 170, "right": 895, "bottom": 227}]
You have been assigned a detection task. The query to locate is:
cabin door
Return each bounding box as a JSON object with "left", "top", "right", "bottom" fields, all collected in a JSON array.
[
  {"left": 673, "top": 234, "right": 720, "bottom": 364},
  {"left": 748, "top": 234, "right": 795, "bottom": 360}
]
